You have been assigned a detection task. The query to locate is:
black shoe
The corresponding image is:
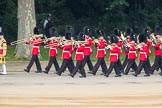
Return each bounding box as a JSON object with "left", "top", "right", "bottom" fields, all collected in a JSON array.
[
  {"left": 56, "top": 72, "right": 61, "bottom": 76},
  {"left": 123, "top": 72, "right": 128, "bottom": 75},
  {"left": 133, "top": 73, "right": 137, "bottom": 77},
  {"left": 70, "top": 74, "right": 74, "bottom": 78},
  {"left": 79, "top": 75, "right": 86, "bottom": 78},
  {"left": 104, "top": 74, "right": 109, "bottom": 77},
  {"left": 144, "top": 74, "right": 150, "bottom": 77},
  {"left": 35, "top": 70, "right": 42, "bottom": 73},
  {"left": 24, "top": 68, "right": 29, "bottom": 73},
  {"left": 43, "top": 70, "right": 48, "bottom": 74},
  {"left": 115, "top": 74, "right": 121, "bottom": 77}
]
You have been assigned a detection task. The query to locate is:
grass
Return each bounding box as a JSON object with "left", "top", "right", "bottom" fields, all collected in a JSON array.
[{"left": 6, "top": 45, "right": 155, "bottom": 62}]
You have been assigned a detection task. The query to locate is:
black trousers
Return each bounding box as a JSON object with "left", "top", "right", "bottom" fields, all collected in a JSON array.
[
  {"left": 93, "top": 58, "right": 107, "bottom": 74},
  {"left": 26, "top": 55, "right": 42, "bottom": 71},
  {"left": 124, "top": 59, "right": 137, "bottom": 74},
  {"left": 146, "top": 56, "right": 151, "bottom": 71},
  {"left": 135, "top": 60, "right": 150, "bottom": 75},
  {"left": 123, "top": 55, "right": 128, "bottom": 69},
  {"left": 45, "top": 56, "right": 59, "bottom": 72},
  {"left": 117, "top": 58, "right": 124, "bottom": 72},
  {"left": 72, "top": 60, "right": 86, "bottom": 77},
  {"left": 58, "top": 59, "right": 73, "bottom": 75},
  {"left": 82, "top": 55, "right": 93, "bottom": 71},
  {"left": 62, "top": 57, "right": 75, "bottom": 72},
  {"left": 106, "top": 62, "right": 120, "bottom": 76},
  {"left": 151, "top": 55, "right": 161, "bottom": 73}
]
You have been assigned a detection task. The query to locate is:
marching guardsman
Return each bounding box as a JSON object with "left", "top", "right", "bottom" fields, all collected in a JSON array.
[
  {"left": 82, "top": 26, "right": 93, "bottom": 73},
  {"left": 133, "top": 34, "right": 150, "bottom": 77},
  {"left": 105, "top": 34, "right": 121, "bottom": 77},
  {"left": 90, "top": 28, "right": 107, "bottom": 75},
  {"left": 143, "top": 28, "right": 152, "bottom": 72},
  {"left": 56, "top": 32, "right": 74, "bottom": 76},
  {"left": 0, "top": 27, "right": 7, "bottom": 75},
  {"left": 150, "top": 25, "right": 162, "bottom": 75},
  {"left": 43, "top": 27, "right": 59, "bottom": 74},
  {"left": 65, "top": 25, "right": 75, "bottom": 72},
  {"left": 24, "top": 27, "right": 42, "bottom": 73},
  {"left": 123, "top": 33, "right": 137, "bottom": 75},
  {"left": 114, "top": 28, "right": 124, "bottom": 73},
  {"left": 71, "top": 32, "right": 86, "bottom": 78},
  {"left": 123, "top": 27, "right": 132, "bottom": 69},
  {"left": 44, "top": 14, "right": 53, "bottom": 38}
]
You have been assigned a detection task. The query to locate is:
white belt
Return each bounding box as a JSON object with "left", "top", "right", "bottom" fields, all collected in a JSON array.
[
  {"left": 140, "top": 52, "right": 146, "bottom": 54},
  {"left": 139, "top": 52, "right": 147, "bottom": 58},
  {"left": 129, "top": 51, "right": 136, "bottom": 53},
  {"left": 76, "top": 52, "right": 84, "bottom": 54},
  {"left": 85, "top": 47, "right": 90, "bottom": 48},
  {"left": 97, "top": 48, "right": 105, "bottom": 51},
  {"left": 110, "top": 53, "right": 118, "bottom": 59},
  {"left": 32, "top": 46, "right": 39, "bottom": 48}
]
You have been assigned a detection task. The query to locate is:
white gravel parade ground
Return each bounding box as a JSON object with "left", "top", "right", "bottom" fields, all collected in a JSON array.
[{"left": 0, "top": 61, "right": 162, "bottom": 108}]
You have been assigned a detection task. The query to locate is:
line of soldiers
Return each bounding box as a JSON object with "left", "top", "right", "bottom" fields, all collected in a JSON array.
[{"left": 23, "top": 25, "right": 162, "bottom": 78}]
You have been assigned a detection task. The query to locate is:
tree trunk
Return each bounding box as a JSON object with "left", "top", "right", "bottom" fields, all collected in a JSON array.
[{"left": 16, "top": 0, "right": 36, "bottom": 58}]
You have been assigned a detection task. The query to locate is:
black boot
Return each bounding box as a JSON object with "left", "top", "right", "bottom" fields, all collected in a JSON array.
[{"left": 24, "top": 68, "right": 29, "bottom": 73}]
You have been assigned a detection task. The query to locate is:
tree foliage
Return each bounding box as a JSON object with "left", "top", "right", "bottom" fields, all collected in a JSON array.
[{"left": 1, "top": 0, "right": 162, "bottom": 42}]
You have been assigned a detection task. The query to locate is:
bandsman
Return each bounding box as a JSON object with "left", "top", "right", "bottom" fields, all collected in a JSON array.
[
  {"left": 43, "top": 27, "right": 59, "bottom": 74},
  {"left": 133, "top": 34, "right": 150, "bottom": 77},
  {"left": 90, "top": 28, "right": 107, "bottom": 75},
  {"left": 82, "top": 26, "right": 93, "bottom": 73},
  {"left": 105, "top": 34, "right": 121, "bottom": 77},
  {"left": 71, "top": 32, "right": 86, "bottom": 78},
  {"left": 24, "top": 27, "right": 42, "bottom": 73},
  {"left": 0, "top": 27, "right": 7, "bottom": 75}
]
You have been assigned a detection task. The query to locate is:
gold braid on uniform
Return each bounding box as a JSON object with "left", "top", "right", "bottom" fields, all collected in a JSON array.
[{"left": 0, "top": 39, "right": 7, "bottom": 64}]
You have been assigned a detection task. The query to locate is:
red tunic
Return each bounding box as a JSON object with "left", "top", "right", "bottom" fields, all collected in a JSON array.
[
  {"left": 153, "top": 43, "right": 161, "bottom": 56},
  {"left": 84, "top": 37, "right": 92, "bottom": 55},
  {"left": 95, "top": 39, "right": 106, "bottom": 58},
  {"left": 46, "top": 40, "right": 58, "bottom": 57},
  {"left": 61, "top": 44, "right": 72, "bottom": 59},
  {"left": 128, "top": 43, "right": 136, "bottom": 59},
  {"left": 138, "top": 44, "right": 147, "bottom": 61},
  {"left": 116, "top": 40, "right": 122, "bottom": 56},
  {"left": 146, "top": 40, "right": 151, "bottom": 56},
  {"left": 109, "top": 45, "right": 118, "bottom": 62},
  {"left": 26, "top": 38, "right": 41, "bottom": 55},
  {"left": 75, "top": 44, "right": 84, "bottom": 60}
]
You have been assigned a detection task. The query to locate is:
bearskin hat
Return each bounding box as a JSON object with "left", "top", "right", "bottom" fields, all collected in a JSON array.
[
  {"left": 83, "top": 26, "right": 91, "bottom": 36},
  {"left": 143, "top": 28, "right": 151, "bottom": 37},
  {"left": 110, "top": 34, "right": 118, "bottom": 43},
  {"left": 138, "top": 33, "right": 146, "bottom": 43},
  {"left": 113, "top": 28, "right": 121, "bottom": 37},
  {"left": 130, "top": 33, "right": 137, "bottom": 43},
  {"left": 155, "top": 24, "right": 162, "bottom": 35},
  {"left": 95, "top": 28, "right": 105, "bottom": 38},
  {"left": 49, "top": 27, "right": 59, "bottom": 37},
  {"left": 77, "top": 32, "right": 85, "bottom": 41},
  {"left": 65, "top": 32, "right": 71, "bottom": 40},
  {"left": 65, "top": 25, "right": 74, "bottom": 37},
  {"left": 126, "top": 27, "right": 133, "bottom": 36},
  {"left": 33, "top": 27, "right": 39, "bottom": 35}
]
